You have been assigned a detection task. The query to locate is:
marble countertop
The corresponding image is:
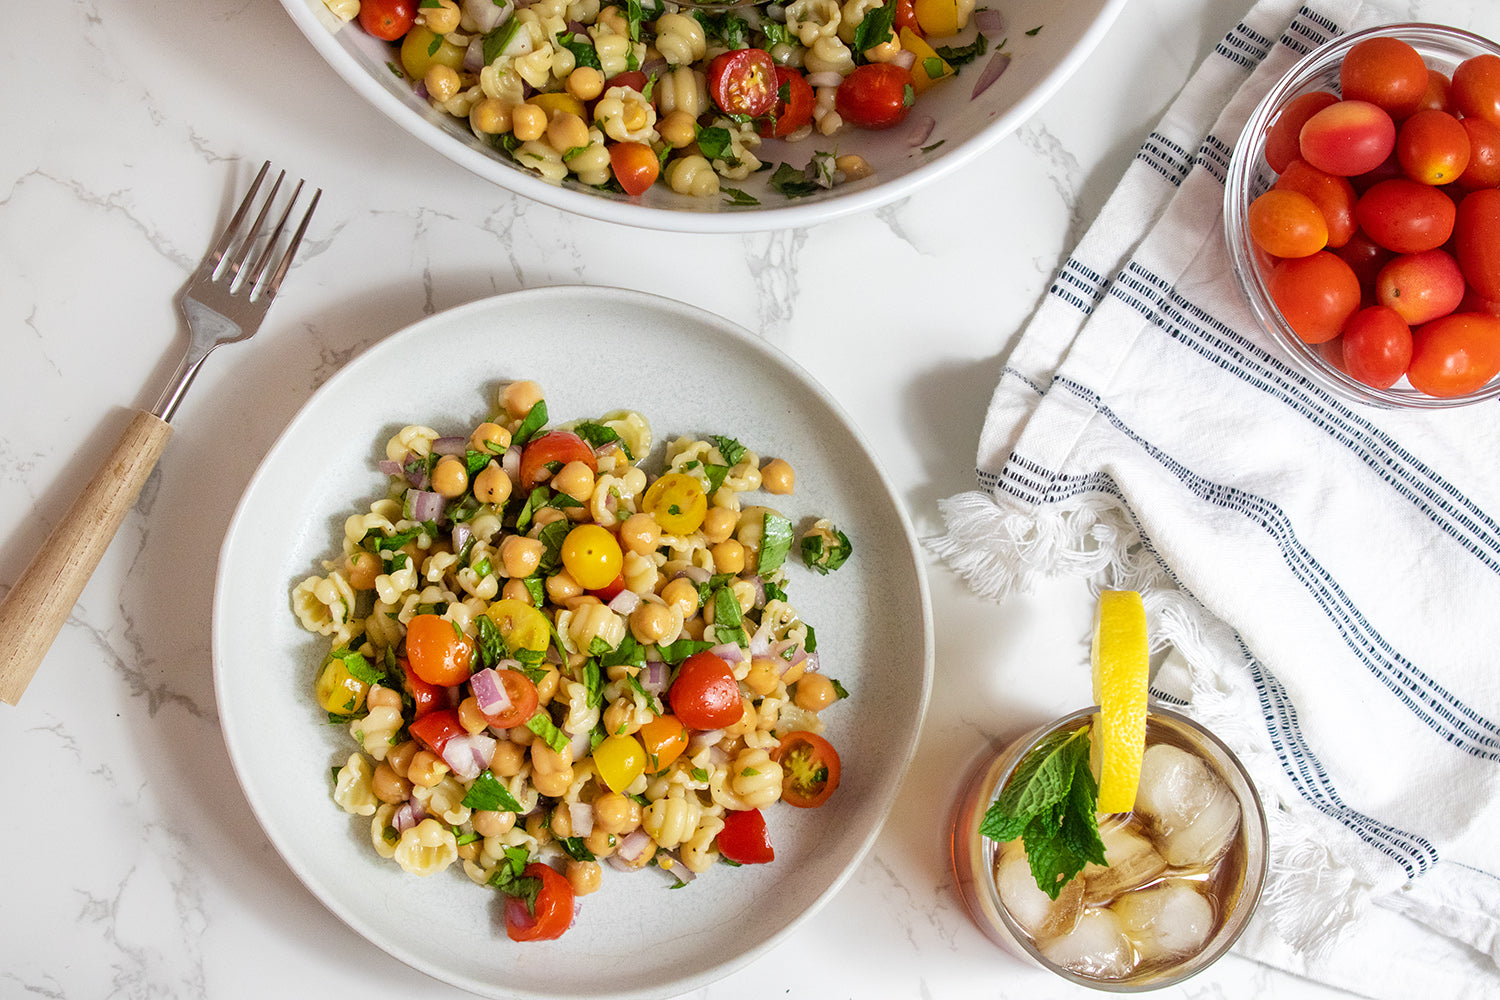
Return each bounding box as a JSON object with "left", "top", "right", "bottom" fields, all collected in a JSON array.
[{"left": 3, "top": 0, "right": 1495, "bottom": 997}]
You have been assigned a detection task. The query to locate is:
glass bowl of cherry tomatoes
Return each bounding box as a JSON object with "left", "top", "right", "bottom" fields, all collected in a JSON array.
[{"left": 1225, "top": 23, "right": 1500, "bottom": 408}]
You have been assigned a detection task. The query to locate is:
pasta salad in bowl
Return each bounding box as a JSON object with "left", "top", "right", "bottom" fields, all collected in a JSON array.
[{"left": 214, "top": 286, "right": 932, "bottom": 998}]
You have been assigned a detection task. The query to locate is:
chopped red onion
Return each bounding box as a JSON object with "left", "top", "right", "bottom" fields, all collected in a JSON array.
[
  {"left": 682, "top": 566, "right": 711, "bottom": 584},
  {"left": 451, "top": 522, "right": 472, "bottom": 554},
  {"left": 616, "top": 828, "right": 652, "bottom": 864},
  {"left": 408, "top": 489, "right": 446, "bottom": 523},
  {"left": 608, "top": 590, "right": 641, "bottom": 615},
  {"left": 688, "top": 728, "right": 725, "bottom": 754},
  {"left": 566, "top": 726, "right": 591, "bottom": 762},
  {"left": 470, "top": 668, "right": 512, "bottom": 717},
  {"left": 971, "top": 50, "right": 1012, "bottom": 100},
  {"left": 568, "top": 802, "right": 594, "bottom": 838},
  {"left": 974, "top": 7, "right": 1004, "bottom": 37},
  {"left": 432, "top": 435, "right": 467, "bottom": 456},
  {"left": 463, "top": 0, "right": 510, "bottom": 32},
  {"left": 606, "top": 853, "right": 640, "bottom": 873},
  {"left": 463, "top": 36, "right": 487, "bottom": 73},
  {"left": 805, "top": 71, "right": 842, "bottom": 88},
  {"left": 393, "top": 800, "right": 426, "bottom": 833},
  {"left": 502, "top": 444, "right": 522, "bottom": 481},
  {"left": 710, "top": 642, "right": 746, "bottom": 666},
  {"left": 908, "top": 115, "right": 936, "bottom": 146},
  {"left": 378, "top": 459, "right": 403, "bottom": 476},
  {"left": 641, "top": 660, "right": 670, "bottom": 694},
  {"left": 657, "top": 851, "right": 697, "bottom": 884},
  {"left": 440, "top": 733, "right": 494, "bottom": 782},
  {"left": 894, "top": 49, "right": 917, "bottom": 71}
]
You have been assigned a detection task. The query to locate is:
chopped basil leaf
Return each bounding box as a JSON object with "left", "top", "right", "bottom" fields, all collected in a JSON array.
[
  {"left": 801, "top": 527, "right": 853, "bottom": 574},
  {"left": 709, "top": 435, "right": 747, "bottom": 466},
  {"left": 935, "top": 34, "right": 987, "bottom": 66},
  {"left": 525, "top": 710, "right": 570, "bottom": 754},
  {"left": 767, "top": 161, "right": 822, "bottom": 199},
  {"left": 463, "top": 771, "right": 525, "bottom": 813},
  {"left": 557, "top": 836, "right": 596, "bottom": 861},
  {"left": 331, "top": 648, "right": 384, "bottom": 687},
  {"left": 711, "top": 586, "right": 748, "bottom": 647},
  {"left": 554, "top": 30, "right": 602, "bottom": 69},
  {"left": 511, "top": 399, "right": 549, "bottom": 448},
  {"left": 852, "top": 0, "right": 895, "bottom": 52},
  {"left": 536, "top": 518, "right": 571, "bottom": 576},
  {"left": 831, "top": 677, "right": 849, "bottom": 700},
  {"left": 482, "top": 15, "right": 524, "bottom": 64},
  {"left": 656, "top": 637, "right": 715, "bottom": 663},
  {"left": 757, "top": 512, "right": 794, "bottom": 576},
  {"left": 721, "top": 186, "right": 760, "bottom": 207}
]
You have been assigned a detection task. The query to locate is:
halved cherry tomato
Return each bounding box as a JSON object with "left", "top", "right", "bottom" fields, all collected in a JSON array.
[
  {"left": 1267, "top": 250, "right": 1362, "bottom": 343},
  {"left": 409, "top": 708, "right": 466, "bottom": 758},
  {"left": 1375, "top": 249, "right": 1465, "bottom": 325},
  {"left": 1451, "top": 53, "right": 1500, "bottom": 129},
  {"left": 1407, "top": 312, "right": 1500, "bottom": 396},
  {"left": 892, "top": 0, "right": 921, "bottom": 34},
  {"left": 1299, "top": 100, "right": 1396, "bottom": 177},
  {"left": 758, "top": 66, "right": 816, "bottom": 139},
  {"left": 1266, "top": 91, "right": 1338, "bottom": 173},
  {"left": 1455, "top": 187, "right": 1500, "bottom": 301},
  {"left": 561, "top": 524, "right": 623, "bottom": 590},
  {"left": 610, "top": 141, "right": 659, "bottom": 197},
  {"left": 1340, "top": 305, "right": 1413, "bottom": 389},
  {"left": 604, "top": 70, "right": 649, "bottom": 94},
  {"left": 477, "top": 668, "right": 539, "bottom": 729},
  {"left": 1396, "top": 109, "right": 1471, "bottom": 186},
  {"left": 1355, "top": 178, "right": 1455, "bottom": 253},
  {"left": 770, "top": 731, "right": 841, "bottom": 808},
  {"left": 706, "top": 49, "right": 778, "bottom": 118},
  {"left": 400, "top": 657, "right": 451, "bottom": 718},
  {"left": 1338, "top": 36, "right": 1429, "bottom": 118},
  {"left": 588, "top": 573, "right": 627, "bottom": 602},
  {"left": 668, "top": 652, "right": 743, "bottom": 730},
  {"left": 519, "top": 430, "right": 597, "bottom": 489},
  {"left": 638, "top": 714, "right": 690, "bottom": 773},
  {"left": 1247, "top": 189, "right": 1329, "bottom": 258},
  {"left": 593, "top": 734, "right": 648, "bottom": 792},
  {"left": 504, "top": 862, "right": 575, "bottom": 942},
  {"left": 835, "top": 64, "right": 915, "bottom": 130},
  {"left": 405, "top": 613, "right": 474, "bottom": 686},
  {"left": 359, "top": 0, "right": 416, "bottom": 40},
  {"left": 717, "top": 808, "right": 775, "bottom": 864},
  {"left": 1274, "top": 159, "right": 1357, "bottom": 248},
  {"left": 485, "top": 599, "right": 552, "bottom": 654}
]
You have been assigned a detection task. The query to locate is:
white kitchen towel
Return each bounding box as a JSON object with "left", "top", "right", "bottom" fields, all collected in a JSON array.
[{"left": 930, "top": 0, "right": 1500, "bottom": 996}]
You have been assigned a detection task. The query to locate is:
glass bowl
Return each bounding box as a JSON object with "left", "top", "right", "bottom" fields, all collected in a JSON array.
[
  {"left": 950, "top": 707, "right": 1268, "bottom": 992},
  {"left": 1223, "top": 23, "right": 1500, "bottom": 408}
]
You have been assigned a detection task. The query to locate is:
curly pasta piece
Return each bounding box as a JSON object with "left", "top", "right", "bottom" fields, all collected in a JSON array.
[
  {"left": 593, "top": 85, "right": 658, "bottom": 143},
  {"left": 333, "top": 753, "right": 379, "bottom": 816},
  {"left": 480, "top": 63, "right": 527, "bottom": 103},
  {"left": 837, "top": 0, "right": 886, "bottom": 42},
  {"left": 813, "top": 84, "right": 842, "bottom": 135},
  {"left": 709, "top": 120, "right": 763, "bottom": 181},
  {"left": 371, "top": 803, "right": 401, "bottom": 859},
  {"left": 654, "top": 66, "right": 710, "bottom": 117},
  {"left": 558, "top": 678, "right": 603, "bottom": 737},
  {"left": 653, "top": 12, "right": 707, "bottom": 65},
  {"left": 512, "top": 44, "right": 558, "bottom": 89},
  {"left": 664, "top": 154, "right": 719, "bottom": 197},
  {"left": 643, "top": 789, "right": 704, "bottom": 850},
  {"left": 598, "top": 409, "right": 651, "bottom": 460},
  {"left": 566, "top": 135, "right": 613, "bottom": 186},
  {"left": 385, "top": 425, "right": 440, "bottom": 462},
  {"left": 680, "top": 812, "right": 725, "bottom": 873},
  {"left": 351, "top": 704, "right": 404, "bottom": 761},
  {"left": 394, "top": 818, "right": 459, "bottom": 876},
  {"left": 804, "top": 34, "right": 855, "bottom": 75},
  {"left": 729, "top": 747, "right": 783, "bottom": 808},
  {"left": 374, "top": 561, "right": 419, "bottom": 608},
  {"left": 291, "top": 570, "right": 357, "bottom": 638},
  {"left": 785, "top": 0, "right": 841, "bottom": 44},
  {"left": 414, "top": 775, "right": 472, "bottom": 826},
  {"left": 514, "top": 139, "right": 569, "bottom": 181}
]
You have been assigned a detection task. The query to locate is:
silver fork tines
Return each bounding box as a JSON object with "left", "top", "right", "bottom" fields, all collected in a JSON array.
[{"left": 154, "top": 161, "right": 320, "bottom": 422}]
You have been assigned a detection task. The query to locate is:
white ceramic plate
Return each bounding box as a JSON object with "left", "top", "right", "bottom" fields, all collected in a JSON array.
[
  {"left": 276, "top": 0, "right": 1128, "bottom": 232},
  {"left": 214, "top": 286, "right": 933, "bottom": 999}
]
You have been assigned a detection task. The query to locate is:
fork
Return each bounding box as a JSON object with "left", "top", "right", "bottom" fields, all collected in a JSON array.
[{"left": 0, "top": 162, "right": 320, "bottom": 706}]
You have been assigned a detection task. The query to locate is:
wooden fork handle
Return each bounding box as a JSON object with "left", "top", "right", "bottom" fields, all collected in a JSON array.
[{"left": 0, "top": 410, "right": 173, "bottom": 706}]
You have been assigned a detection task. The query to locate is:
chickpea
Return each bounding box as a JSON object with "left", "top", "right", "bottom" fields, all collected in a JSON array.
[
  {"left": 424, "top": 63, "right": 461, "bottom": 102},
  {"left": 432, "top": 455, "right": 469, "bottom": 498},
  {"left": 618, "top": 512, "right": 661, "bottom": 555},
  {"left": 701, "top": 506, "right": 738, "bottom": 545},
  {"left": 473, "top": 462, "right": 513, "bottom": 505},
  {"left": 524, "top": 810, "right": 555, "bottom": 844},
  {"left": 500, "top": 578, "right": 533, "bottom": 603},
  {"left": 549, "top": 804, "right": 575, "bottom": 839},
  {"left": 531, "top": 742, "right": 571, "bottom": 775},
  {"left": 745, "top": 656, "right": 781, "bottom": 697},
  {"left": 661, "top": 577, "right": 700, "bottom": 618},
  {"left": 472, "top": 809, "right": 516, "bottom": 838},
  {"left": 489, "top": 739, "right": 526, "bottom": 777},
  {"left": 602, "top": 697, "right": 643, "bottom": 737},
  {"left": 500, "top": 535, "right": 544, "bottom": 577},
  {"left": 420, "top": 0, "right": 461, "bottom": 32},
  {"left": 469, "top": 421, "right": 511, "bottom": 455},
  {"left": 593, "top": 791, "right": 642, "bottom": 834},
  {"left": 794, "top": 672, "right": 838, "bottom": 712},
  {"left": 502, "top": 379, "right": 544, "bottom": 419},
  {"left": 346, "top": 549, "right": 382, "bottom": 590},
  {"left": 532, "top": 506, "right": 567, "bottom": 529},
  {"left": 862, "top": 39, "right": 901, "bottom": 64},
  {"left": 760, "top": 458, "right": 795, "bottom": 495},
  {"left": 546, "top": 569, "right": 583, "bottom": 604},
  {"left": 366, "top": 684, "right": 403, "bottom": 712},
  {"left": 629, "top": 601, "right": 678, "bottom": 644},
  {"left": 835, "top": 153, "right": 875, "bottom": 182},
  {"left": 547, "top": 111, "right": 591, "bottom": 155},
  {"left": 552, "top": 460, "right": 596, "bottom": 502},
  {"left": 532, "top": 766, "right": 573, "bottom": 798},
  {"left": 711, "top": 539, "right": 746, "bottom": 575},
  {"left": 658, "top": 109, "right": 697, "bottom": 148},
  {"left": 372, "top": 762, "right": 412, "bottom": 804},
  {"left": 567, "top": 859, "right": 603, "bottom": 895},
  {"left": 471, "top": 97, "right": 512, "bottom": 135},
  {"left": 534, "top": 665, "right": 561, "bottom": 707},
  {"left": 596, "top": 4, "right": 628, "bottom": 34},
  {"left": 511, "top": 103, "right": 548, "bottom": 141},
  {"left": 457, "top": 696, "right": 489, "bottom": 734},
  {"left": 385, "top": 739, "right": 418, "bottom": 779},
  {"left": 408, "top": 749, "right": 450, "bottom": 788},
  {"left": 723, "top": 696, "right": 757, "bottom": 737},
  {"left": 566, "top": 65, "right": 605, "bottom": 101}
]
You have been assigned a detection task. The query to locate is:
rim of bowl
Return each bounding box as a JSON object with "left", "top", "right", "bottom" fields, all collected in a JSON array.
[
  {"left": 975, "top": 706, "right": 1271, "bottom": 993},
  {"left": 1224, "top": 22, "right": 1500, "bottom": 409}
]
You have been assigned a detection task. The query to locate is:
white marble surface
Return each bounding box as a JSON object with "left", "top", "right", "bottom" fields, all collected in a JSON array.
[{"left": 3, "top": 0, "right": 1496, "bottom": 997}]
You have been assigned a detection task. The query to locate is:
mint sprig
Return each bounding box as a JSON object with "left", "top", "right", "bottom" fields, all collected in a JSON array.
[{"left": 979, "top": 724, "right": 1107, "bottom": 899}]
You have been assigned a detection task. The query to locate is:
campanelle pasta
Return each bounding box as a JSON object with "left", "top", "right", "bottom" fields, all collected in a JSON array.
[{"left": 300, "top": 381, "right": 853, "bottom": 941}]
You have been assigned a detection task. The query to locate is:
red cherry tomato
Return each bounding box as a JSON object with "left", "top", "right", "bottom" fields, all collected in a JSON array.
[
  {"left": 588, "top": 573, "right": 627, "bottom": 602},
  {"left": 1299, "top": 100, "right": 1396, "bottom": 177},
  {"left": 1375, "top": 249, "right": 1465, "bottom": 326},
  {"left": 892, "top": 0, "right": 921, "bottom": 34},
  {"left": 519, "top": 430, "right": 598, "bottom": 490},
  {"left": 409, "top": 708, "right": 467, "bottom": 758},
  {"left": 1354, "top": 178, "right": 1456, "bottom": 253},
  {"left": 758, "top": 66, "right": 816, "bottom": 138},
  {"left": 609, "top": 141, "right": 660, "bottom": 197},
  {"left": 1407, "top": 312, "right": 1500, "bottom": 396},
  {"left": 668, "top": 652, "right": 744, "bottom": 730},
  {"left": 1248, "top": 189, "right": 1329, "bottom": 258},
  {"left": 1267, "top": 250, "right": 1362, "bottom": 344},
  {"left": 1457, "top": 117, "right": 1500, "bottom": 190},
  {"left": 504, "top": 862, "right": 575, "bottom": 942},
  {"left": 400, "top": 656, "right": 452, "bottom": 718},
  {"left": 1341, "top": 306, "right": 1413, "bottom": 389},
  {"left": 770, "top": 731, "right": 842, "bottom": 808},
  {"left": 405, "top": 613, "right": 474, "bottom": 687},
  {"left": 1334, "top": 228, "right": 1395, "bottom": 296},
  {"left": 706, "top": 49, "right": 778, "bottom": 118},
  {"left": 1339, "top": 36, "right": 1429, "bottom": 118},
  {"left": 1274, "top": 159, "right": 1357, "bottom": 248},
  {"left": 1451, "top": 53, "right": 1500, "bottom": 129},
  {"left": 604, "top": 70, "right": 649, "bottom": 93},
  {"left": 359, "top": 0, "right": 416, "bottom": 40},
  {"left": 477, "top": 668, "right": 539, "bottom": 729},
  {"left": 1455, "top": 187, "right": 1500, "bottom": 302},
  {"left": 1414, "top": 69, "right": 1453, "bottom": 115},
  {"left": 717, "top": 808, "right": 775, "bottom": 864},
  {"left": 1266, "top": 91, "right": 1338, "bottom": 174},
  {"left": 1460, "top": 287, "right": 1500, "bottom": 318},
  {"left": 835, "top": 64, "right": 915, "bottom": 130},
  {"left": 1396, "top": 110, "right": 1471, "bottom": 186}
]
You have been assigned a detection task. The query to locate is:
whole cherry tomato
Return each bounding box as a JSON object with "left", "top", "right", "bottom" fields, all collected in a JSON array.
[
  {"left": 504, "top": 862, "right": 575, "bottom": 942},
  {"left": 717, "top": 808, "right": 775, "bottom": 864},
  {"left": 1457, "top": 117, "right": 1500, "bottom": 190},
  {"left": 758, "top": 66, "right": 816, "bottom": 139},
  {"left": 668, "top": 652, "right": 744, "bottom": 730},
  {"left": 706, "top": 49, "right": 778, "bottom": 118},
  {"left": 1460, "top": 287, "right": 1500, "bottom": 317},
  {"left": 1407, "top": 312, "right": 1500, "bottom": 396},
  {"left": 359, "top": 0, "right": 415, "bottom": 39},
  {"left": 1454, "top": 187, "right": 1500, "bottom": 301},
  {"left": 1274, "top": 159, "right": 1357, "bottom": 248},
  {"left": 518, "top": 429, "right": 597, "bottom": 490},
  {"left": 1339, "top": 36, "right": 1430, "bottom": 118},
  {"left": 560, "top": 523, "right": 623, "bottom": 590},
  {"left": 1248, "top": 189, "right": 1329, "bottom": 258},
  {"left": 1354, "top": 178, "right": 1456, "bottom": 253},
  {"left": 1375, "top": 249, "right": 1466, "bottom": 325},
  {"left": 1267, "top": 250, "right": 1362, "bottom": 343},
  {"left": 1335, "top": 228, "right": 1396, "bottom": 296},
  {"left": 1266, "top": 91, "right": 1338, "bottom": 174},
  {"left": 405, "top": 613, "right": 475, "bottom": 687},
  {"left": 770, "top": 731, "right": 842, "bottom": 808},
  {"left": 835, "top": 64, "right": 916, "bottom": 130},
  {"left": 610, "top": 142, "right": 660, "bottom": 197},
  {"left": 1299, "top": 100, "right": 1396, "bottom": 176},
  {"left": 1341, "top": 306, "right": 1413, "bottom": 389},
  {"left": 1451, "top": 53, "right": 1500, "bottom": 129},
  {"left": 1396, "top": 109, "right": 1471, "bottom": 186},
  {"left": 1414, "top": 69, "right": 1453, "bottom": 115}
]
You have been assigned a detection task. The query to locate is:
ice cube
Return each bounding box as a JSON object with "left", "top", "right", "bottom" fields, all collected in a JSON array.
[
  {"left": 1083, "top": 817, "right": 1168, "bottom": 904},
  {"left": 994, "top": 841, "right": 1084, "bottom": 940},
  {"left": 1113, "top": 879, "right": 1216, "bottom": 964},
  {"left": 1133, "top": 744, "right": 1242, "bottom": 867},
  {"left": 1039, "top": 908, "right": 1137, "bottom": 980}
]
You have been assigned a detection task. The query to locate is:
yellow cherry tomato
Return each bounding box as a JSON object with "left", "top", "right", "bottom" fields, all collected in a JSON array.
[
  {"left": 913, "top": 0, "right": 971, "bottom": 37},
  {"left": 315, "top": 657, "right": 369, "bottom": 715},
  {"left": 642, "top": 472, "right": 708, "bottom": 535},
  {"left": 530, "top": 92, "right": 588, "bottom": 121},
  {"left": 485, "top": 598, "right": 552, "bottom": 653},
  {"left": 593, "top": 734, "right": 647, "bottom": 793},
  {"left": 561, "top": 524, "right": 624, "bottom": 591},
  {"left": 399, "top": 26, "right": 466, "bottom": 80},
  {"left": 638, "top": 714, "right": 690, "bottom": 773}
]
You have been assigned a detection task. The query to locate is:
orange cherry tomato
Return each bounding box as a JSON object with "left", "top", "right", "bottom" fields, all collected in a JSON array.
[
  {"left": 638, "top": 714, "right": 690, "bottom": 773},
  {"left": 1396, "top": 109, "right": 1471, "bottom": 186},
  {"left": 770, "top": 731, "right": 841, "bottom": 808},
  {"left": 518, "top": 430, "right": 597, "bottom": 490},
  {"left": 1267, "top": 250, "right": 1362, "bottom": 344},
  {"left": 504, "top": 862, "right": 575, "bottom": 941},
  {"left": 668, "top": 652, "right": 743, "bottom": 731},
  {"left": 405, "top": 614, "right": 474, "bottom": 687},
  {"left": 609, "top": 141, "right": 660, "bottom": 197},
  {"left": 1274, "top": 159, "right": 1357, "bottom": 248},
  {"left": 1247, "top": 189, "right": 1329, "bottom": 258},
  {"left": 359, "top": 0, "right": 416, "bottom": 40},
  {"left": 1407, "top": 312, "right": 1500, "bottom": 396},
  {"left": 399, "top": 656, "right": 449, "bottom": 718},
  {"left": 1375, "top": 249, "right": 1465, "bottom": 326}
]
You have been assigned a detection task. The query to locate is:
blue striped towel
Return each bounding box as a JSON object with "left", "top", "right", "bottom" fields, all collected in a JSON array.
[{"left": 931, "top": 0, "right": 1500, "bottom": 995}]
